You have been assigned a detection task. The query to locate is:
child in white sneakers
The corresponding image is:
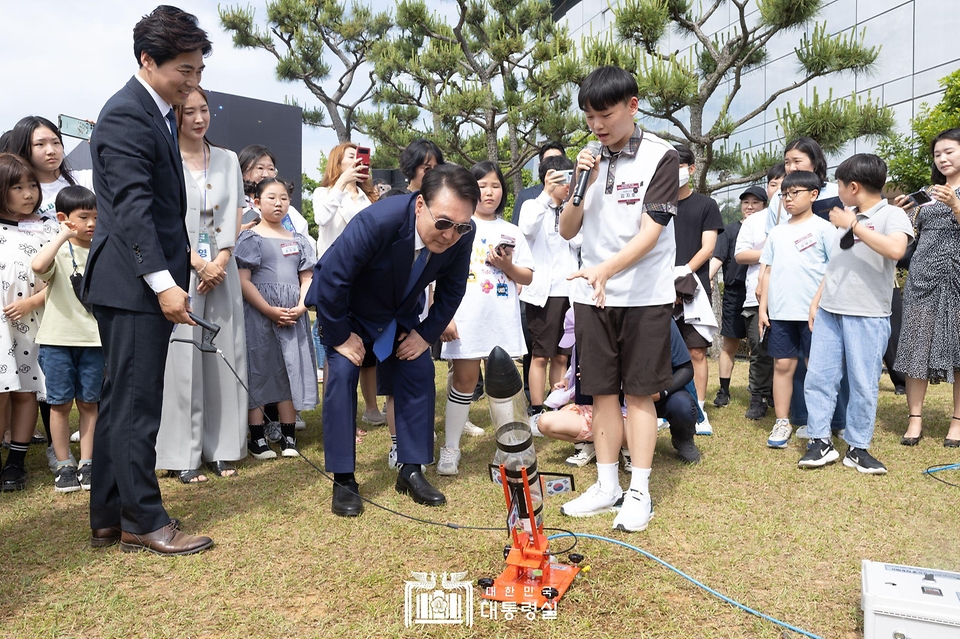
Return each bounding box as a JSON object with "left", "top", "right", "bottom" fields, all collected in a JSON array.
[
  {"left": 798, "top": 154, "right": 913, "bottom": 474},
  {"left": 758, "top": 171, "right": 835, "bottom": 449}
]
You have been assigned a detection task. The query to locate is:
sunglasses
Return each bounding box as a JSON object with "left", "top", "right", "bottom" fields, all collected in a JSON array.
[{"left": 423, "top": 202, "right": 472, "bottom": 235}]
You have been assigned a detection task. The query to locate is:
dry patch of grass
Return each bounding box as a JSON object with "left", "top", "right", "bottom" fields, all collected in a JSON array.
[{"left": 1, "top": 361, "right": 958, "bottom": 638}]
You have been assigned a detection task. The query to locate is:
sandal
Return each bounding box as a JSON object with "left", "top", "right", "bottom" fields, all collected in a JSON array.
[
  {"left": 945, "top": 416, "right": 960, "bottom": 448},
  {"left": 901, "top": 414, "right": 923, "bottom": 446},
  {"left": 166, "top": 469, "right": 208, "bottom": 484},
  {"left": 206, "top": 460, "right": 238, "bottom": 477}
]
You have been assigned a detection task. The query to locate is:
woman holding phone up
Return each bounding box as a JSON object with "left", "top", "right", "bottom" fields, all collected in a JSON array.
[
  {"left": 311, "top": 143, "right": 384, "bottom": 425},
  {"left": 895, "top": 128, "right": 960, "bottom": 448}
]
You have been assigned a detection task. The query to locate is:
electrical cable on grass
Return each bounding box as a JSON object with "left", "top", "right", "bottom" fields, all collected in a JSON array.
[
  {"left": 547, "top": 532, "right": 825, "bottom": 639},
  {"left": 924, "top": 463, "right": 960, "bottom": 488}
]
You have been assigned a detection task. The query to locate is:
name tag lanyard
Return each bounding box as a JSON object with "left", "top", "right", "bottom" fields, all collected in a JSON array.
[{"left": 197, "top": 144, "right": 211, "bottom": 261}]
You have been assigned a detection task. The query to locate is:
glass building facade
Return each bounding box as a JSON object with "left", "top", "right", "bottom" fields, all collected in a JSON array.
[{"left": 553, "top": 0, "right": 960, "bottom": 204}]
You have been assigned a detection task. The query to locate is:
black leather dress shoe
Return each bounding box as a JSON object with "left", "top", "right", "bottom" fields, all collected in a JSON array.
[
  {"left": 396, "top": 470, "right": 446, "bottom": 506},
  {"left": 332, "top": 481, "right": 363, "bottom": 517}
]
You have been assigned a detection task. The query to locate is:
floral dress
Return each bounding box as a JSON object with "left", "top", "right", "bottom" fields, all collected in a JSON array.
[
  {"left": 0, "top": 217, "right": 58, "bottom": 395},
  {"left": 895, "top": 188, "right": 960, "bottom": 383}
]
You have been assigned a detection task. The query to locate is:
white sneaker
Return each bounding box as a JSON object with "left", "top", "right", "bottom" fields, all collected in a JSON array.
[
  {"left": 767, "top": 418, "right": 793, "bottom": 449},
  {"left": 695, "top": 412, "right": 714, "bottom": 436},
  {"left": 295, "top": 411, "right": 306, "bottom": 431},
  {"left": 613, "top": 489, "right": 654, "bottom": 532},
  {"left": 795, "top": 425, "right": 809, "bottom": 439},
  {"left": 437, "top": 446, "right": 461, "bottom": 475},
  {"left": 317, "top": 368, "right": 324, "bottom": 384},
  {"left": 387, "top": 444, "right": 398, "bottom": 469},
  {"left": 560, "top": 481, "right": 622, "bottom": 518},
  {"left": 564, "top": 442, "right": 596, "bottom": 467},
  {"left": 463, "top": 421, "right": 485, "bottom": 437},
  {"left": 657, "top": 418, "right": 670, "bottom": 432},
  {"left": 362, "top": 408, "right": 386, "bottom": 425},
  {"left": 528, "top": 412, "right": 544, "bottom": 437},
  {"left": 620, "top": 447, "right": 632, "bottom": 473},
  {"left": 70, "top": 431, "right": 80, "bottom": 443}
]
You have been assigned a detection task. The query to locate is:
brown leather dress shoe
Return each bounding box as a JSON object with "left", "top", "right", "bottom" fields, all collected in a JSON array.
[
  {"left": 91, "top": 518, "right": 181, "bottom": 549},
  {"left": 119, "top": 520, "right": 211, "bottom": 556}
]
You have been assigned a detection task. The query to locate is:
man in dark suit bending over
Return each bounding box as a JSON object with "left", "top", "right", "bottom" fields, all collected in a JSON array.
[
  {"left": 307, "top": 164, "right": 479, "bottom": 517},
  {"left": 82, "top": 5, "right": 213, "bottom": 555}
]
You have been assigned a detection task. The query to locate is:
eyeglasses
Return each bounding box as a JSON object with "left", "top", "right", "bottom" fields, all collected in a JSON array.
[
  {"left": 254, "top": 164, "right": 278, "bottom": 176},
  {"left": 781, "top": 189, "right": 812, "bottom": 200},
  {"left": 423, "top": 202, "right": 472, "bottom": 235}
]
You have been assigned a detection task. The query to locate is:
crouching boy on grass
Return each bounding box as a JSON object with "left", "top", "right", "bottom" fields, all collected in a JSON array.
[
  {"left": 799, "top": 154, "right": 913, "bottom": 474},
  {"left": 556, "top": 65, "right": 679, "bottom": 533}
]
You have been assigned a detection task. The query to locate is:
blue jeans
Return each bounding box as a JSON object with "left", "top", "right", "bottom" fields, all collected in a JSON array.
[
  {"left": 312, "top": 317, "right": 326, "bottom": 368},
  {"left": 804, "top": 310, "right": 889, "bottom": 449},
  {"left": 38, "top": 345, "right": 105, "bottom": 404},
  {"left": 791, "top": 358, "right": 848, "bottom": 429}
]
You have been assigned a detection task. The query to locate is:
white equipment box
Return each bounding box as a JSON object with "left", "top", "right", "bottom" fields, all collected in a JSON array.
[{"left": 862, "top": 560, "right": 960, "bottom": 639}]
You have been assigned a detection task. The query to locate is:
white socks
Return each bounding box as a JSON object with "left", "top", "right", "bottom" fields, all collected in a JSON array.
[
  {"left": 444, "top": 387, "right": 472, "bottom": 450},
  {"left": 629, "top": 467, "right": 651, "bottom": 494},
  {"left": 597, "top": 462, "right": 620, "bottom": 494}
]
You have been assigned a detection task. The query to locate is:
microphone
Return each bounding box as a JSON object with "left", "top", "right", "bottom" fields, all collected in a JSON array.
[{"left": 572, "top": 141, "right": 602, "bottom": 207}]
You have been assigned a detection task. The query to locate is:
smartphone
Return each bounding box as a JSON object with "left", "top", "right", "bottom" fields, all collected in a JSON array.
[
  {"left": 496, "top": 235, "right": 516, "bottom": 252},
  {"left": 58, "top": 114, "right": 94, "bottom": 140},
  {"left": 355, "top": 146, "right": 371, "bottom": 174},
  {"left": 558, "top": 169, "right": 574, "bottom": 184},
  {"left": 907, "top": 189, "right": 933, "bottom": 207}
]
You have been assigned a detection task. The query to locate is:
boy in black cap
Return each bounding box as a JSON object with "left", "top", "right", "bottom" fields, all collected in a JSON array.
[{"left": 710, "top": 185, "right": 767, "bottom": 407}]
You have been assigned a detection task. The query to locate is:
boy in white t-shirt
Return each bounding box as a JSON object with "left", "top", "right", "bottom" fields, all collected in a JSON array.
[
  {"left": 759, "top": 170, "right": 835, "bottom": 450},
  {"left": 557, "top": 66, "right": 679, "bottom": 533},
  {"left": 798, "top": 154, "right": 914, "bottom": 474}
]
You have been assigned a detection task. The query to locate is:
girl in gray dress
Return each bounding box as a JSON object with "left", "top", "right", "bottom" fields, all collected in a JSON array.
[{"left": 235, "top": 178, "right": 318, "bottom": 459}]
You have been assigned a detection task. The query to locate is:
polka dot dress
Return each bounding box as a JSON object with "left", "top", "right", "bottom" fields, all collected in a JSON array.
[
  {"left": 0, "top": 217, "right": 57, "bottom": 396},
  {"left": 895, "top": 188, "right": 960, "bottom": 383}
]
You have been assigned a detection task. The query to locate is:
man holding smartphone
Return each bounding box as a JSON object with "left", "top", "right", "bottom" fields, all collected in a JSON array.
[{"left": 518, "top": 154, "right": 580, "bottom": 420}]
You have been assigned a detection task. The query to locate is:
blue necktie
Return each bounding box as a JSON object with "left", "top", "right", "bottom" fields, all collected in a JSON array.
[
  {"left": 165, "top": 108, "right": 178, "bottom": 147},
  {"left": 373, "top": 248, "right": 429, "bottom": 361}
]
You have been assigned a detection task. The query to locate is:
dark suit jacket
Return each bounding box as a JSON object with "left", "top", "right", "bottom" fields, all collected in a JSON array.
[
  {"left": 83, "top": 76, "right": 190, "bottom": 313},
  {"left": 510, "top": 184, "right": 543, "bottom": 227},
  {"left": 306, "top": 192, "right": 474, "bottom": 348}
]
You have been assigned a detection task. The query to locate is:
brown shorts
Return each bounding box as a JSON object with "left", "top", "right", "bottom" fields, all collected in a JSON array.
[
  {"left": 573, "top": 302, "right": 673, "bottom": 397},
  {"left": 527, "top": 297, "right": 572, "bottom": 358},
  {"left": 676, "top": 317, "right": 711, "bottom": 349}
]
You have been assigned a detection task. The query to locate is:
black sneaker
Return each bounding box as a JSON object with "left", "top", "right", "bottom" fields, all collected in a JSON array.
[
  {"left": 843, "top": 447, "right": 887, "bottom": 475},
  {"left": 77, "top": 464, "right": 92, "bottom": 491},
  {"left": 798, "top": 439, "right": 839, "bottom": 468},
  {"left": 672, "top": 438, "right": 701, "bottom": 465},
  {"left": 279, "top": 435, "right": 300, "bottom": 458},
  {"left": 713, "top": 388, "right": 730, "bottom": 407},
  {"left": 1, "top": 463, "right": 26, "bottom": 492},
  {"left": 744, "top": 395, "right": 767, "bottom": 420},
  {"left": 54, "top": 465, "right": 81, "bottom": 493},
  {"left": 249, "top": 437, "right": 277, "bottom": 460}
]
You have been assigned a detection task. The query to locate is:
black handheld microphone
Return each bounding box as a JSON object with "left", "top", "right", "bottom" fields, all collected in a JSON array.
[{"left": 572, "top": 141, "right": 602, "bottom": 207}]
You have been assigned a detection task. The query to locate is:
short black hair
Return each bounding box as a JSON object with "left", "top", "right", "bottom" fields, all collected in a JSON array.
[
  {"left": 781, "top": 170, "right": 821, "bottom": 194},
  {"left": 255, "top": 176, "right": 292, "bottom": 199},
  {"left": 578, "top": 66, "right": 638, "bottom": 112},
  {"left": 767, "top": 162, "right": 786, "bottom": 181},
  {"left": 674, "top": 144, "right": 696, "bottom": 166},
  {"left": 834, "top": 154, "right": 887, "bottom": 194},
  {"left": 538, "top": 155, "right": 574, "bottom": 184},
  {"left": 784, "top": 137, "right": 828, "bottom": 182},
  {"left": 930, "top": 128, "right": 960, "bottom": 185},
  {"left": 381, "top": 187, "right": 409, "bottom": 199},
  {"left": 134, "top": 5, "right": 212, "bottom": 67},
  {"left": 0, "top": 153, "right": 42, "bottom": 217},
  {"left": 470, "top": 160, "right": 507, "bottom": 216},
  {"left": 56, "top": 185, "right": 97, "bottom": 216},
  {"left": 239, "top": 144, "right": 276, "bottom": 175},
  {"left": 420, "top": 163, "right": 480, "bottom": 210},
  {"left": 399, "top": 139, "right": 445, "bottom": 180},
  {"left": 538, "top": 141, "right": 565, "bottom": 161}
]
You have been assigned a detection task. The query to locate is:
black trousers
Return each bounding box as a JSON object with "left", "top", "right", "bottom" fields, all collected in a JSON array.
[
  {"left": 90, "top": 306, "right": 172, "bottom": 534},
  {"left": 884, "top": 289, "right": 905, "bottom": 388}
]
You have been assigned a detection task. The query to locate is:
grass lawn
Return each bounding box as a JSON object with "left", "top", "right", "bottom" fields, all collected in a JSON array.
[{"left": 1, "top": 359, "right": 958, "bottom": 638}]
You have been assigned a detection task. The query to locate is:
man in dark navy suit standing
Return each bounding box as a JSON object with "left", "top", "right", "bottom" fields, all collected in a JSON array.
[
  {"left": 82, "top": 5, "right": 213, "bottom": 555},
  {"left": 307, "top": 164, "right": 479, "bottom": 517}
]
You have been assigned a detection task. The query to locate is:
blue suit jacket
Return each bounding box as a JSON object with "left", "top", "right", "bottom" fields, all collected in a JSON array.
[
  {"left": 306, "top": 193, "right": 475, "bottom": 348},
  {"left": 82, "top": 76, "right": 191, "bottom": 313}
]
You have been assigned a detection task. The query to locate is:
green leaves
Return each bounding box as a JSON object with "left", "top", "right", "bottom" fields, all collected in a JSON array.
[
  {"left": 758, "top": 0, "right": 822, "bottom": 31},
  {"left": 795, "top": 24, "right": 878, "bottom": 77},
  {"left": 777, "top": 88, "right": 894, "bottom": 154},
  {"left": 615, "top": 0, "right": 672, "bottom": 52}
]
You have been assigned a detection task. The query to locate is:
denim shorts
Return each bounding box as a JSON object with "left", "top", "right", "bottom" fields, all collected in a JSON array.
[{"left": 38, "top": 345, "right": 105, "bottom": 404}]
